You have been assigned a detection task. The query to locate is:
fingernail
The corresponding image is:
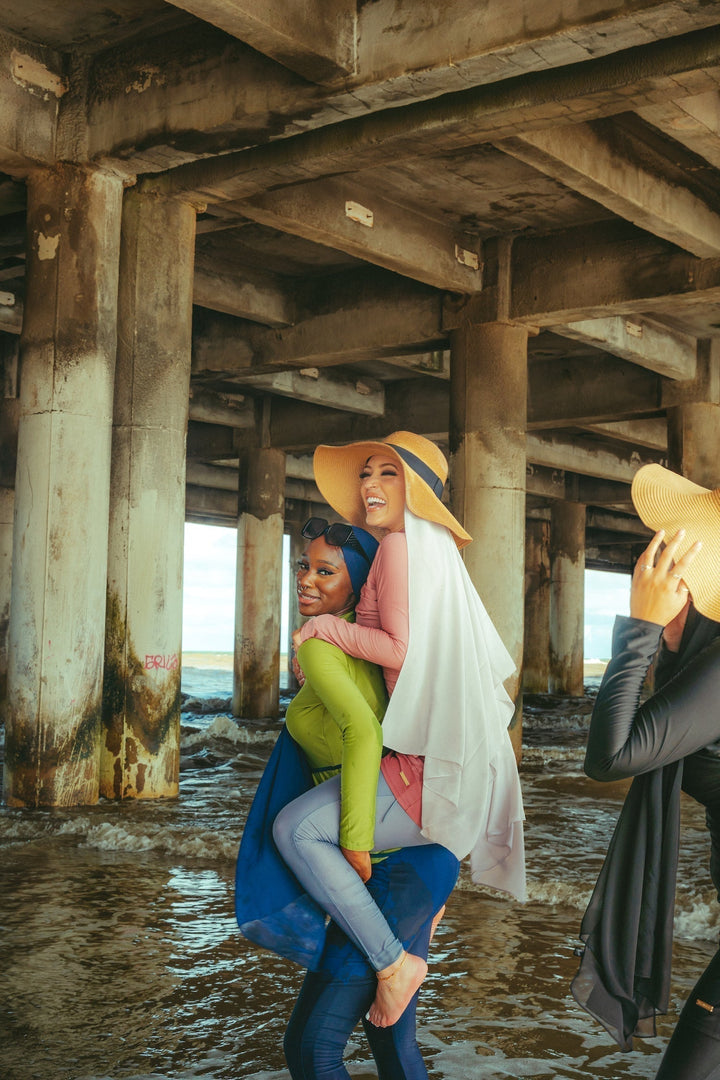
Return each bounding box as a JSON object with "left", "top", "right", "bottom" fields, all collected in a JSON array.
[{"left": 677, "top": 528, "right": 686, "bottom": 538}]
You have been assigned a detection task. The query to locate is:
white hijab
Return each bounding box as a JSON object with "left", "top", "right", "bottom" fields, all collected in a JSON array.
[{"left": 381, "top": 511, "right": 527, "bottom": 902}]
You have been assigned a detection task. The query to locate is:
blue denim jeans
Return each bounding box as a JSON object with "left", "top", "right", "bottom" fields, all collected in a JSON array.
[
  {"left": 273, "top": 773, "right": 432, "bottom": 971},
  {"left": 284, "top": 843, "right": 459, "bottom": 1079}
]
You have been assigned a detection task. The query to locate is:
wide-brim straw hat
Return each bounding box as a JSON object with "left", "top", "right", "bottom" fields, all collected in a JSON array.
[
  {"left": 313, "top": 431, "right": 472, "bottom": 549},
  {"left": 631, "top": 463, "right": 720, "bottom": 621}
]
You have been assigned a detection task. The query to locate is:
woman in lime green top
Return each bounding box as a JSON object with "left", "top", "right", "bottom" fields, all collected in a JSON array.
[{"left": 285, "top": 519, "right": 388, "bottom": 859}]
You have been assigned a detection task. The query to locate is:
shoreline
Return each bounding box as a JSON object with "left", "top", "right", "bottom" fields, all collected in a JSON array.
[{"left": 182, "top": 652, "right": 609, "bottom": 677}]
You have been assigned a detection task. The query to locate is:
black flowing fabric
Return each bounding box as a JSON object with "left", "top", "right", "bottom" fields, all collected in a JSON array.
[
  {"left": 572, "top": 608, "right": 720, "bottom": 1051},
  {"left": 570, "top": 761, "right": 683, "bottom": 1051}
]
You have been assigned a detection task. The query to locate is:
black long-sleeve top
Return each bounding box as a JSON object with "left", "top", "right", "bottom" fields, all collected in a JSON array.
[{"left": 585, "top": 611, "right": 720, "bottom": 894}]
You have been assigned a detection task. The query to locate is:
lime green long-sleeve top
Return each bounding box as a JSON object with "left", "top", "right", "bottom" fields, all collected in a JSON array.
[{"left": 285, "top": 618, "right": 387, "bottom": 852}]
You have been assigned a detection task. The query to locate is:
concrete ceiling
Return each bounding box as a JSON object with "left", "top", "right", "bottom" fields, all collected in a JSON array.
[{"left": 4, "top": 0, "right": 720, "bottom": 567}]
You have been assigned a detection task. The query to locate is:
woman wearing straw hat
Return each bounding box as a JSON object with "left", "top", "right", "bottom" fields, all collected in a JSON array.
[
  {"left": 273, "top": 431, "right": 526, "bottom": 1029},
  {"left": 572, "top": 463, "right": 720, "bottom": 1078}
]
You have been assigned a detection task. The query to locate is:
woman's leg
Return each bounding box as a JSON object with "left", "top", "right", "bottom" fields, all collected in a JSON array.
[
  {"left": 655, "top": 948, "right": 720, "bottom": 1080},
  {"left": 284, "top": 970, "right": 375, "bottom": 1080},
  {"left": 273, "top": 774, "right": 431, "bottom": 971}
]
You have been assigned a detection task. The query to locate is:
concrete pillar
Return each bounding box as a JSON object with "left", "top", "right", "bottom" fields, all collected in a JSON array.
[
  {"left": 549, "top": 501, "right": 586, "bottom": 696},
  {"left": 4, "top": 165, "right": 123, "bottom": 807},
  {"left": 286, "top": 526, "right": 306, "bottom": 693},
  {"left": 0, "top": 335, "right": 19, "bottom": 724},
  {"left": 233, "top": 448, "right": 285, "bottom": 719},
  {"left": 102, "top": 189, "right": 196, "bottom": 801},
  {"left": 667, "top": 402, "right": 720, "bottom": 488},
  {"left": 449, "top": 320, "right": 528, "bottom": 755},
  {"left": 523, "top": 516, "right": 551, "bottom": 693}
]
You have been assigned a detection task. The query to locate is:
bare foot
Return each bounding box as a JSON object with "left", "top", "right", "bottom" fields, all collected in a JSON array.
[
  {"left": 429, "top": 904, "right": 445, "bottom": 943},
  {"left": 367, "top": 951, "right": 427, "bottom": 1028}
]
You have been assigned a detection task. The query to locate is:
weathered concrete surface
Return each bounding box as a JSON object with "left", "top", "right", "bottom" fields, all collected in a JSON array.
[
  {"left": 168, "top": 0, "right": 354, "bottom": 83},
  {"left": 524, "top": 518, "right": 551, "bottom": 694},
  {"left": 4, "top": 165, "right": 123, "bottom": 808},
  {"left": 0, "top": 32, "right": 65, "bottom": 173},
  {"left": 233, "top": 448, "right": 285, "bottom": 720},
  {"left": 0, "top": 487, "right": 13, "bottom": 723},
  {"left": 500, "top": 120, "right": 720, "bottom": 258},
  {"left": 449, "top": 321, "right": 528, "bottom": 755},
  {"left": 549, "top": 501, "right": 586, "bottom": 697},
  {"left": 102, "top": 191, "right": 196, "bottom": 801},
  {"left": 667, "top": 402, "right": 720, "bottom": 488}
]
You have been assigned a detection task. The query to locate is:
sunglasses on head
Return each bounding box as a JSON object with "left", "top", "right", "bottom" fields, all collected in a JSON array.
[{"left": 301, "top": 517, "right": 371, "bottom": 564}]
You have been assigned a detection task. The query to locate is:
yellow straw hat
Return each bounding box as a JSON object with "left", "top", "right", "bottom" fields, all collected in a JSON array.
[
  {"left": 631, "top": 463, "right": 720, "bottom": 621},
  {"left": 313, "top": 431, "right": 472, "bottom": 549}
]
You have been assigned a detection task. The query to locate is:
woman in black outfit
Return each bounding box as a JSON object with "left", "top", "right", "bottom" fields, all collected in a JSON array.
[{"left": 573, "top": 463, "right": 720, "bottom": 1079}]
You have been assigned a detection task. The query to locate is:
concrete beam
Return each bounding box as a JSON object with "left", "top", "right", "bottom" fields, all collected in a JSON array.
[
  {"left": 239, "top": 178, "right": 483, "bottom": 292},
  {"left": 0, "top": 34, "right": 65, "bottom": 173},
  {"left": 235, "top": 368, "right": 386, "bottom": 416},
  {"left": 144, "top": 26, "right": 720, "bottom": 203},
  {"left": 527, "top": 432, "right": 665, "bottom": 484},
  {"left": 526, "top": 464, "right": 633, "bottom": 508},
  {"left": 0, "top": 294, "right": 21, "bottom": 335},
  {"left": 580, "top": 418, "right": 668, "bottom": 450},
  {"left": 528, "top": 350, "right": 662, "bottom": 428},
  {"left": 639, "top": 91, "right": 720, "bottom": 171},
  {"left": 166, "top": 0, "right": 354, "bottom": 83},
  {"left": 193, "top": 260, "right": 296, "bottom": 327},
  {"left": 550, "top": 315, "right": 696, "bottom": 381},
  {"left": 446, "top": 223, "right": 720, "bottom": 328},
  {"left": 192, "top": 273, "right": 443, "bottom": 376},
  {"left": 498, "top": 119, "right": 720, "bottom": 257},
  {"left": 188, "top": 386, "right": 255, "bottom": 428}
]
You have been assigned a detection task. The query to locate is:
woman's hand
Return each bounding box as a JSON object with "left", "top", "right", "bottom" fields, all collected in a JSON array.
[
  {"left": 292, "top": 627, "right": 303, "bottom": 652},
  {"left": 630, "top": 529, "right": 701, "bottom": 627},
  {"left": 341, "top": 847, "right": 372, "bottom": 882}
]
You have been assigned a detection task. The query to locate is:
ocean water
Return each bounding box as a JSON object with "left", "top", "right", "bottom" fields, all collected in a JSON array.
[{"left": 0, "top": 670, "right": 716, "bottom": 1080}]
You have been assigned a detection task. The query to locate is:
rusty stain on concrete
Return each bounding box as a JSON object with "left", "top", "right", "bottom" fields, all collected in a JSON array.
[{"left": 102, "top": 590, "right": 180, "bottom": 800}]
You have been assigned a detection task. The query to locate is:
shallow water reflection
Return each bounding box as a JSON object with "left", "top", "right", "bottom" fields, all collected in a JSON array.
[{"left": 0, "top": 680, "right": 717, "bottom": 1079}]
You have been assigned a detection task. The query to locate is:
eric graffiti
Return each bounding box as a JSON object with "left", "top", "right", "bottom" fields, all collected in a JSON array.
[{"left": 144, "top": 653, "right": 179, "bottom": 671}]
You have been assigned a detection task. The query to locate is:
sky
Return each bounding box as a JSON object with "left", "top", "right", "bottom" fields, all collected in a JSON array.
[{"left": 182, "top": 522, "right": 631, "bottom": 660}]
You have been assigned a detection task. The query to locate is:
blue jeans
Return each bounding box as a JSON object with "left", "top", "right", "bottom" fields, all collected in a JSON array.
[
  {"left": 273, "top": 773, "right": 431, "bottom": 971},
  {"left": 284, "top": 844, "right": 459, "bottom": 1079}
]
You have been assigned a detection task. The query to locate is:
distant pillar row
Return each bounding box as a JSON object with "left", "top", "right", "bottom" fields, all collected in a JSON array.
[
  {"left": 449, "top": 320, "right": 529, "bottom": 755},
  {"left": 0, "top": 335, "right": 19, "bottom": 724},
  {"left": 523, "top": 517, "right": 551, "bottom": 693},
  {"left": 233, "top": 447, "right": 286, "bottom": 719},
  {"left": 4, "top": 165, "right": 123, "bottom": 807},
  {"left": 549, "top": 500, "right": 586, "bottom": 696},
  {"left": 102, "top": 190, "right": 196, "bottom": 800}
]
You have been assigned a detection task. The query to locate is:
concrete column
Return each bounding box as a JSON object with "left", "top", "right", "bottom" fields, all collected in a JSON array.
[
  {"left": 667, "top": 402, "right": 720, "bottom": 488},
  {"left": 0, "top": 335, "right": 19, "bottom": 724},
  {"left": 449, "top": 320, "right": 528, "bottom": 755},
  {"left": 286, "top": 526, "right": 306, "bottom": 694},
  {"left": 549, "top": 501, "right": 586, "bottom": 696},
  {"left": 102, "top": 189, "right": 196, "bottom": 801},
  {"left": 4, "top": 165, "right": 123, "bottom": 807},
  {"left": 233, "top": 449, "right": 285, "bottom": 719},
  {"left": 523, "top": 516, "right": 551, "bottom": 693}
]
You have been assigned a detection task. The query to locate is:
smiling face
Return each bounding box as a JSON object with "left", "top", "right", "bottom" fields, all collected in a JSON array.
[
  {"left": 359, "top": 454, "right": 406, "bottom": 533},
  {"left": 296, "top": 536, "right": 355, "bottom": 618}
]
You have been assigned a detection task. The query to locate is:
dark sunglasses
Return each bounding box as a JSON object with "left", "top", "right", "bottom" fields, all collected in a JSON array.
[{"left": 301, "top": 517, "right": 371, "bottom": 565}]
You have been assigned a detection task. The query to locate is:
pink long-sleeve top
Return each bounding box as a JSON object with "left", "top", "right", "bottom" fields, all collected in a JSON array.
[{"left": 297, "top": 530, "right": 424, "bottom": 828}]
